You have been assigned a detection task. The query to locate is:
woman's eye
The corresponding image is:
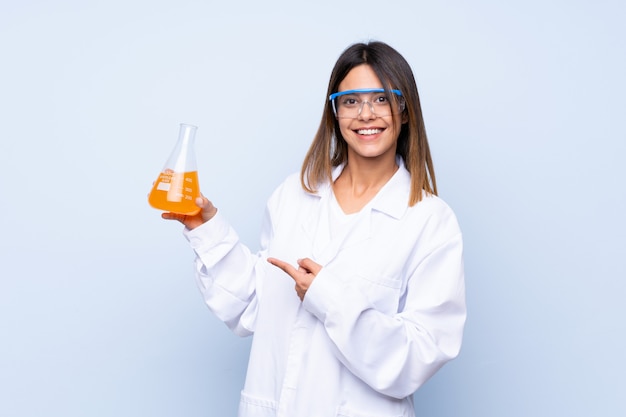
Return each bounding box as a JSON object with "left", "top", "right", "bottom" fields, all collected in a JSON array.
[
  {"left": 342, "top": 98, "right": 358, "bottom": 106},
  {"left": 374, "top": 95, "right": 388, "bottom": 104}
]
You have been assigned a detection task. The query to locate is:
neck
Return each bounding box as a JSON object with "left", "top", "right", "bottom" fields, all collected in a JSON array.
[
  {"left": 337, "top": 153, "right": 398, "bottom": 194},
  {"left": 331, "top": 152, "right": 399, "bottom": 214}
]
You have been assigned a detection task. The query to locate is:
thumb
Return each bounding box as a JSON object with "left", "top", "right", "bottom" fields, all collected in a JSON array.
[
  {"left": 196, "top": 194, "right": 218, "bottom": 222},
  {"left": 196, "top": 195, "right": 207, "bottom": 208},
  {"left": 297, "top": 258, "right": 321, "bottom": 275}
]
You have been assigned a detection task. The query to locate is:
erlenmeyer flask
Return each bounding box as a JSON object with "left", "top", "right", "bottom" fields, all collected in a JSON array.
[{"left": 148, "top": 123, "right": 201, "bottom": 215}]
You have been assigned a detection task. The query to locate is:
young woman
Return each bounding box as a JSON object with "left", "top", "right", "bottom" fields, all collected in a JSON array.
[{"left": 164, "top": 41, "right": 466, "bottom": 417}]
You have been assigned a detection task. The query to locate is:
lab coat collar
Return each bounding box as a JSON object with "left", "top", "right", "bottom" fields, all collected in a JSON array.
[
  {"left": 302, "top": 157, "right": 411, "bottom": 264},
  {"left": 321, "top": 156, "right": 411, "bottom": 220}
]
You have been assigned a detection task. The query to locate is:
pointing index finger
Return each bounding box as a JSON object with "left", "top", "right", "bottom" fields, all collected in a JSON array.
[{"left": 267, "top": 257, "right": 297, "bottom": 280}]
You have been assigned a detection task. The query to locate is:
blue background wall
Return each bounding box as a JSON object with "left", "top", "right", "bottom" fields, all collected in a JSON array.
[{"left": 1, "top": 1, "right": 624, "bottom": 416}]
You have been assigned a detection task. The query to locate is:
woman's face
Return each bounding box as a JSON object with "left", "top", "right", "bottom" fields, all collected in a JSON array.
[{"left": 335, "top": 64, "right": 404, "bottom": 163}]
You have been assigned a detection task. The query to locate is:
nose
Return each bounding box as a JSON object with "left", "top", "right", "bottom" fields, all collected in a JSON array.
[{"left": 357, "top": 100, "right": 377, "bottom": 120}]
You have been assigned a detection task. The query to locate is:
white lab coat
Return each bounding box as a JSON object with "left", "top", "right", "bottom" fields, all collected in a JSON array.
[{"left": 184, "top": 159, "right": 466, "bottom": 417}]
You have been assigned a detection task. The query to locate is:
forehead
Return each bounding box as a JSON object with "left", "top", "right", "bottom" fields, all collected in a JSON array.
[{"left": 338, "top": 64, "right": 383, "bottom": 92}]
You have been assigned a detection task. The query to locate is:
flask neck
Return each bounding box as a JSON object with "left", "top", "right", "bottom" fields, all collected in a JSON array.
[
  {"left": 165, "top": 123, "right": 198, "bottom": 172},
  {"left": 178, "top": 123, "right": 197, "bottom": 145}
]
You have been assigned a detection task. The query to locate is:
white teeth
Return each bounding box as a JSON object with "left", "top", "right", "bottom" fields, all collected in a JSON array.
[{"left": 357, "top": 128, "right": 383, "bottom": 135}]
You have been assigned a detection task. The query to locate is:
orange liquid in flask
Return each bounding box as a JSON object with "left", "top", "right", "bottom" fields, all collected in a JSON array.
[{"left": 148, "top": 170, "right": 201, "bottom": 215}]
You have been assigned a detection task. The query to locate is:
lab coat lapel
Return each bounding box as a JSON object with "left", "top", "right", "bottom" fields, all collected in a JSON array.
[
  {"left": 300, "top": 184, "right": 334, "bottom": 264},
  {"left": 311, "top": 195, "right": 333, "bottom": 263}
]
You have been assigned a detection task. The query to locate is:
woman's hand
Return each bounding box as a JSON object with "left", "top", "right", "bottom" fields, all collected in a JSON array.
[
  {"left": 267, "top": 257, "right": 321, "bottom": 301},
  {"left": 161, "top": 195, "right": 217, "bottom": 230}
]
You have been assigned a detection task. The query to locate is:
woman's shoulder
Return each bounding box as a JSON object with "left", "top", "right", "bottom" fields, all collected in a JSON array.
[
  {"left": 407, "top": 192, "right": 457, "bottom": 219},
  {"left": 414, "top": 192, "right": 455, "bottom": 213},
  {"left": 406, "top": 192, "right": 462, "bottom": 237},
  {"left": 272, "top": 172, "right": 304, "bottom": 196},
  {"left": 282, "top": 171, "right": 303, "bottom": 189},
  {"left": 268, "top": 172, "right": 320, "bottom": 205}
]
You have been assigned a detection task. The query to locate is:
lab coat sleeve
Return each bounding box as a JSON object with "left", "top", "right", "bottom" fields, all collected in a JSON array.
[
  {"left": 302, "top": 215, "right": 466, "bottom": 399},
  {"left": 184, "top": 207, "right": 272, "bottom": 337}
]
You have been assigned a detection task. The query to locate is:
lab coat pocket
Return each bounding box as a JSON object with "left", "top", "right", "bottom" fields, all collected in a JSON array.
[
  {"left": 354, "top": 273, "right": 402, "bottom": 314},
  {"left": 239, "top": 391, "right": 278, "bottom": 416}
]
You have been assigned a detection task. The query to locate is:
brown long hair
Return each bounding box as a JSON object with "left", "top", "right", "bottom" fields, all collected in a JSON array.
[{"left": 300, "top": 41, "right": 437, "bottom": 206}]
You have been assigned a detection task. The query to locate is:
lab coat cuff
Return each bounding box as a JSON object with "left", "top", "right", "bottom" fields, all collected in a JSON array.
[
  {"left": 183, "top": 211, "right": 232, "bottom": 252},
  {"left": 302, "top": 268, "right": 338, "bottom": 323}
]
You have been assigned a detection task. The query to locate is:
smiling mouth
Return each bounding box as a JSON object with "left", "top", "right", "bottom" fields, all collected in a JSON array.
[{"left": 356, "top": 128, "right": 384, "bottom": 135}]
